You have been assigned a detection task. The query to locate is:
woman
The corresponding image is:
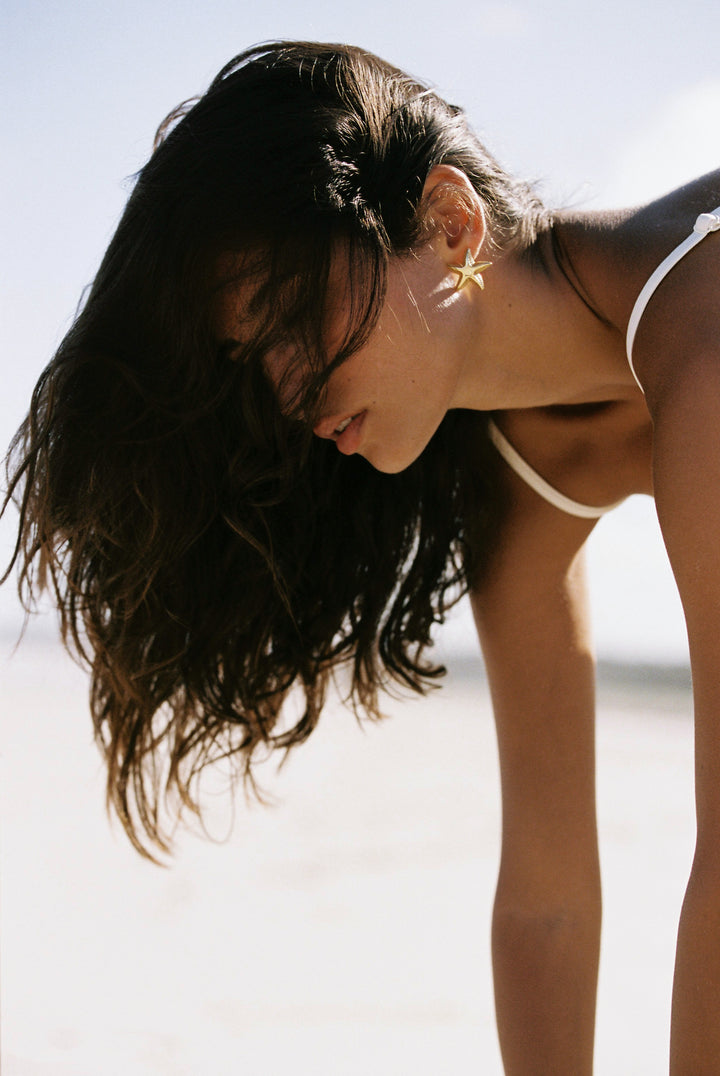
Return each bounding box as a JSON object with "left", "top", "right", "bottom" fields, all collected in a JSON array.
[{"left": 3, "top": 40, "right": 719, "bottom": 1073}]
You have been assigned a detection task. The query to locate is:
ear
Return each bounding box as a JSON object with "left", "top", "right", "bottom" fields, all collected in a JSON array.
[{"left": 421, "top": 164, "right": 487, "bottom": 262}]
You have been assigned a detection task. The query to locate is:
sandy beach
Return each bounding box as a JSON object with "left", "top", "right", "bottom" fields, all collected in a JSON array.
[{"left": 1, "top": 637, "right": 694, "bottom": 1075}]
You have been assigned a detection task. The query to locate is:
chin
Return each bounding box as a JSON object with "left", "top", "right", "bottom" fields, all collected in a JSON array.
[{"left": 362, "top": 444, "right": 423, "bottom": 475}]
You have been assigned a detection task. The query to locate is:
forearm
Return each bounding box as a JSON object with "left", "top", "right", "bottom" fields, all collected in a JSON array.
[
  {"left": 670, "top": 864, "right": 720, "bottom": 1073},
  {"left": 471, "top": 509, "right": 602, "bottom": 1071},
  {"left": 492, "top": 883, "right": 601, "bottom": 1075}
]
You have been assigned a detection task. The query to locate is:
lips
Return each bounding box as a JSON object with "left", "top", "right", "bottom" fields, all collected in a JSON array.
[{"left": 313, "top": 410, "right": 367, "bottom": 454}]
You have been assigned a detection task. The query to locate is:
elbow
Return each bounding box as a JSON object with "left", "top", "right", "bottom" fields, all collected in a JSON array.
[
  {"left": 492, "top": 876, "right": 602, "bottom": 960},
  {"left": 492, "top": 898, "right": 602, "bottom": 947}
]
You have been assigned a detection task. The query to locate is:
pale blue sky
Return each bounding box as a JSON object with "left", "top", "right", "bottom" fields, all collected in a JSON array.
[{"left": 2, "top": 0, "right": 719, "bottom": 658}]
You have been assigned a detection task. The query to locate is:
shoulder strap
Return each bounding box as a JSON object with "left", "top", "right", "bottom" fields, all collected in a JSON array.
[{"left": 626, "top": 206, "right": 720, "bottom": 391}]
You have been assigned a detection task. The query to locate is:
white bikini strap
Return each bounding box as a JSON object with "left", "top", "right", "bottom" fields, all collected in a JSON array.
[
  {"left": 626, "top": 206, "right": 720, "bottom": 391},
  {"left": 487, "top": 419, "right": 624, "bottom": 519}
]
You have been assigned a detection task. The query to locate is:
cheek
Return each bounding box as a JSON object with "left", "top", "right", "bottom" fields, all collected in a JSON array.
[{"left": 322, "top": 352, "right": 371, "bottom": 406}]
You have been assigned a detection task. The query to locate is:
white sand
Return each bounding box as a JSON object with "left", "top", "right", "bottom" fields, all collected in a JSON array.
[{"left": 1, "top": 640, "right": 694, "bottom": 1075}]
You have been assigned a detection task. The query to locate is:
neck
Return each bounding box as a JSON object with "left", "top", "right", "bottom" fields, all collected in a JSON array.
[{"left": 452, "top": 221, "right": 640, "bottom": 412}]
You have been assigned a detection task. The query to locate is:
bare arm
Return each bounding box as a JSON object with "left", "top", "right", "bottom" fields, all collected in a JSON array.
[
  {"left": 471, "top": 474, "right": 601, "bottom": 1075},
  {"left": 649, "top": 357, "right": 720, "bottom": 1074},
  {"left": 622, "top": 219, "right": 720, "bottom": 1071}
]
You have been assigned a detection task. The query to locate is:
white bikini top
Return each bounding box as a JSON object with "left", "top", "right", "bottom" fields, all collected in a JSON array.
[
  {"left": 626, "top": 205, "right": 720, "bottom": 390},
  {"left": 489, "top": 205, "right": 720, "bottom": 518},
  {"left": 487, "top": 418, "right": 625, "bottom": 519}
]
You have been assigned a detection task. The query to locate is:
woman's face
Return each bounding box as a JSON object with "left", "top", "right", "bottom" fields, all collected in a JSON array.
[{"left": 310, "top": 243, "right": 479, "bottom": 473}]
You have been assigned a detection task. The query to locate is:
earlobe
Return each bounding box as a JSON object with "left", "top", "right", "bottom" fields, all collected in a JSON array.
[{"left": 421, "top": 163, "right": 487, "bottom": 263}]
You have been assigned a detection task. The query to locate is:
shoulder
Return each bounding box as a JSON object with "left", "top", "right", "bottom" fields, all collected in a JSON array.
[
  {"left": 549, "top": 172, "right": 720, "bottom": 406},
  {"left": 553, "top": 171, "right": 720, "bottom": 342},
  {"left": 628, "top": 171, "right": 720, "bottom": 392}
]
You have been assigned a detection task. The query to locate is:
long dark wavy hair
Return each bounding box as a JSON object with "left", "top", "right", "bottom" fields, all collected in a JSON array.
[{"left": 3, "top": 41, "right": 547, "bottom": 858}]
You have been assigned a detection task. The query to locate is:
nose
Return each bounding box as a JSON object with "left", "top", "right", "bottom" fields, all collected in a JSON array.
[{"left": 312, "top": 419, "right": 336, "bottom": 439}]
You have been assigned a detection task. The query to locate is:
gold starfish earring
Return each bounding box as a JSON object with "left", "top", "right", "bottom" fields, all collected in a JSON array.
[{"left": 450, "top": 249, "right": 492, "bottom": 291}]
